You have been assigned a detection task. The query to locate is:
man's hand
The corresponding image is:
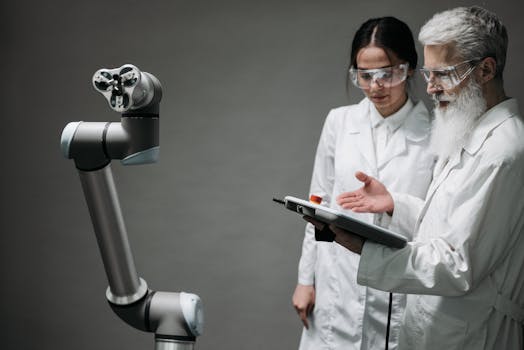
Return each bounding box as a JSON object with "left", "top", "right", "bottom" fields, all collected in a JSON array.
[
  {"left": 292, "top": 284, "right": 316, "bottom": 329},
  {"left": 330, "top": 225, "right": 365, "bottom": 255},
  {"left": 336, "top": 171, "right": 394, "bottom": 215}
]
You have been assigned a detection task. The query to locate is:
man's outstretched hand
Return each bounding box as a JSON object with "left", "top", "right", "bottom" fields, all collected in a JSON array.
[{"left": 336, "top": 171, "right": 394, "bottom": 215}]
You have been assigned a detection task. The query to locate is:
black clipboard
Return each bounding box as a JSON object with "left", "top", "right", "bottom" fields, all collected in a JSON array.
[{"left": 276, "top": 195, "right": 407, "bottom": 248}]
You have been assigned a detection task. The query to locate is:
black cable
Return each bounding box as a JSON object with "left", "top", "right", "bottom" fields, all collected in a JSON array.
[{"left": 385, "top": 292, "right": 393, "bottom": 350}]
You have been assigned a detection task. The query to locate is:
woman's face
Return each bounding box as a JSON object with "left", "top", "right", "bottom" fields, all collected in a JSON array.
[{"left": 355, "top": 45, "right": 410, "bottom": 117}]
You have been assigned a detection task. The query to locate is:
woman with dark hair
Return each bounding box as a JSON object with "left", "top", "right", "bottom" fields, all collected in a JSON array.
[{"left": 292, "top": 17, "right": 435, "bottom": 350}]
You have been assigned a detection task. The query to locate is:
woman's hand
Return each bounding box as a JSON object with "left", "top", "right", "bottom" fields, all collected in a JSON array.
[
  {"left": 337, "top": 171, "right": 394, "bottom": 215},
  {"left": 302, "top": 215, "right": 325, "bottom": 230},
  {"left": 292, "top": 284, "right": 316, "bottom": 329}
]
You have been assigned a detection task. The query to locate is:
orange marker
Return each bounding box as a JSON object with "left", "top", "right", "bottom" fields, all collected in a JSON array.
[{"left": 309, "top": 195, "right": 322, "bottom": 205}]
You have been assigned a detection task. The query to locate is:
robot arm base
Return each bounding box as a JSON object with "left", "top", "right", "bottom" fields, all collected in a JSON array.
[{"left": 155, "top": 336, "right": 195, "bottom": 350}]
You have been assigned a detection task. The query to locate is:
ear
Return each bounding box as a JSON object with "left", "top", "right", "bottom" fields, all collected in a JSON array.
[{"left": 477, "top": 57, "right": 497, "bottom": 84}]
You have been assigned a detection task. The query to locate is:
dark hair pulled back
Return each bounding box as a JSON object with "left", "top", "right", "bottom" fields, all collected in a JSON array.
[{"left": 349, "top": 17, "right": 417, "bottom": 70}]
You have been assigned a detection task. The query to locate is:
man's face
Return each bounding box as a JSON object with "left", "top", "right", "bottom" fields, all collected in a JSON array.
[
  {"left": 424, "top": 44, "right": 488, "bottom": 160},
  {"left": 423, "top": 44, "right": 473, "bottom": 109}
]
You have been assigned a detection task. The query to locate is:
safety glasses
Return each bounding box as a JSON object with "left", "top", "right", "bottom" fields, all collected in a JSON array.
[
  {"left": 349, "top": 63, "right": 409, "bottom": 90},
  {"left": 420, "top": 60, "right": 480, "bottom": 91}
]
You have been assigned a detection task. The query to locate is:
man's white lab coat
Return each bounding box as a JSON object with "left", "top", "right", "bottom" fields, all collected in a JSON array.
[
  {"left": 357, "top": 98, "right": 524, "bottom": 349},
  {"left": 298, "top": 98, "right": 435, "bottom": 350}
]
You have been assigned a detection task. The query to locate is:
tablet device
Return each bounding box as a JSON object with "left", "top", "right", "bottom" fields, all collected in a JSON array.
[{"left": 275, "top": 195, "right": 407, "bottom": 248}]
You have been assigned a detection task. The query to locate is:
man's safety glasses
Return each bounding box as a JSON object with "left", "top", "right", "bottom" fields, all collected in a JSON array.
[
  {"left": 349, "top": 63, "right": 409, "bottom": 90},
  {"left": 420, "top": 60, "right": 480, "bottom": 91}
]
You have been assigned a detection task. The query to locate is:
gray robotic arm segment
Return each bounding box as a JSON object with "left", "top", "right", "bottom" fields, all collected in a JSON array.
[
  {"left": 79, "top": 166, "right": 144, "bottom": 300},
  {"left": 62, "top": 65, "right": 162, "bottom": 171},
  {"left": 62, "top": 120, "right": 159, "bottom": 171},
  {"left": 80, "top": 165, "right": 203, "bottom": 342},
  {"left": 62, "top": 64, "right": 203, "bottom": 349},
  {"left": 149, "top": 292, "right": 204, "bottom": 337},
  {"left": 61, "top": 119, "right": 159, "bottom": 170},
  {"left": 108, "top": 291, "right": 203, "bottom": 338},
  {"left": 63, "top": 122, "right": 111, "bottom": 171}
]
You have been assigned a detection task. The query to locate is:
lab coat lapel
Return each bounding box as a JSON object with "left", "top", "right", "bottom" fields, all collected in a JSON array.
[
  {"left": 357, "top": 124, "right": 377, "bottom": 170},
  {"left": 379, "top": 101, "right": 430, "bottom": 168},
  {"left": 351, "top": 99, "right": 377, "bottom": 170},
  {"left": 423, "top": 99, "right": 515, "bottom": 203},
  {"left": 413, "top": 99, "right": 519, "bottom": 233},
  {"left": 377, "top": 129, "right": 406, "bottom": 168},
  {"left": 415, "top": 151, "right": 461, "bottom": 232}
]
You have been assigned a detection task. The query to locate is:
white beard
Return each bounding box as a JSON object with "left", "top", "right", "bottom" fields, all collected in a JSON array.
[{"left": 430, "top": 80, "right": 487, "bottom": 161}]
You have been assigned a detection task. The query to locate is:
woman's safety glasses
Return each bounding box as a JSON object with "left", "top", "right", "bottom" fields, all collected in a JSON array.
[
  {"left": 419, "top": 60, "right": 479, "bottom": 91},
  {"left": 349, "top": 63, "right": 409, "bottom": 90}
]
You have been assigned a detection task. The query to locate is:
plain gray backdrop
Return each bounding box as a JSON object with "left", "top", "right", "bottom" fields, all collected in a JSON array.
[{"left": 1, "top": 0, "right": 523, "bottom": 349}]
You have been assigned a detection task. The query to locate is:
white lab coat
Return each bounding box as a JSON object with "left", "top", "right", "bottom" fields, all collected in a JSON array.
[
  {"left": 357, "top": 98, "right": 524, "bottom": 350},
  {"left": 298, "top": 98, "right": 435, "bottom": 350}
]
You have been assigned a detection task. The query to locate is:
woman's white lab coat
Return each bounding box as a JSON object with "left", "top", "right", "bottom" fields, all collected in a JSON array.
[
  {"left": 298, "top": 98, "right": 435, "bottom": 350},
  {"left": 357, "top": 98, "right": 524, "bottom": 350}
]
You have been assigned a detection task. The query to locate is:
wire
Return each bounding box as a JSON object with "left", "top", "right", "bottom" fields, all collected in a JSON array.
[{"left": 385, "top": 292, "right": 393, "bottom": 350}]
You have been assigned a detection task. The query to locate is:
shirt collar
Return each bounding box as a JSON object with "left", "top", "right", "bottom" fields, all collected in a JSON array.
[
  {"left": 463, "top": 98, "right": 520, "bottom": 155},
  {"left": 369, "top": 97, "right": 414, "bottom": 132}
]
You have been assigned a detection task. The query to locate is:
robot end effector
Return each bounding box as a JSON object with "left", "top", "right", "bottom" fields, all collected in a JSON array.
[
  {"left": 92, "top": 64, "right": 162, "bottom": 114},
  {"left": 61, "top": 64, "right": 162, "bottom": 171}
]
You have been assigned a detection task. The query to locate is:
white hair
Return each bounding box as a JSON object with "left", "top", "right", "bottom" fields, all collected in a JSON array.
[{"left": 419, "top": 6, "right": 507, "bottom": 78}]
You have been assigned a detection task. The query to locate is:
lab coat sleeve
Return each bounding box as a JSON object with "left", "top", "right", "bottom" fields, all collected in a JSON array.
[
  {"left": 388, "top": 192, "right": 425, "bottom": 240},
  {"left": 357, "top": 159, "right": 524, "bottom": 296},
  {"left": 297, "top": 110, "right": 339, "bottom": 285},
  {"left": 298, "top": 223, "right": 316, "bottom": 285}
]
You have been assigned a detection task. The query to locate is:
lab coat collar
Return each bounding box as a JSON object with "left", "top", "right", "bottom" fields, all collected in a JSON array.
[
  {"left": 402, "top": 100, "right": 432, "bottom": 142},
  {"left": 348, "top": 98, "right": 430, "bottom": 142},
  {"left": 369, "top": 98, "right": 413, "bottom": 133},
  {"left": 347, "top": 98, "right": 373, "bottom": 134},
  {"left": 416, "top": 98, "right": 520, "bottom": 229},
  {"left": 348, "top": 98, "right": 430, "bottom": 169},
  {"left": 463, "top": 98, "right": 520, "bottom": 155},
  {"left": 380, "top": 100, "right": 430, "bottom": 167}
]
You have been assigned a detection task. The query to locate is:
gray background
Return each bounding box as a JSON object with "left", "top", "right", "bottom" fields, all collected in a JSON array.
[{"left": 1, "top": 0, "right": 523, "bottom": 349}]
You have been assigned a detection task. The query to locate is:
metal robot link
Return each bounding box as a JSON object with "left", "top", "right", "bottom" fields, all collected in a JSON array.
[{"left": 61, "top": 64, "right": 204, "bottom": 350}]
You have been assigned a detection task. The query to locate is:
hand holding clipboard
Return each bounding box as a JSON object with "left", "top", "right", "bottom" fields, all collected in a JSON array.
[{"left": 274, "top": 196, "right": 407, "bottom": 249}]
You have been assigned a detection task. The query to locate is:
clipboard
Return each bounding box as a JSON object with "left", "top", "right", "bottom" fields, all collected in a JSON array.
[{"left": 275, "top": 195, "right": 407, "bottom": 248}]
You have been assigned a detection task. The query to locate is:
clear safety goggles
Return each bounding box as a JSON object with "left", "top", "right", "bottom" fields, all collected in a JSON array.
[
  {"left": 420, "top": 60, "right": 480, "bottom": 91},
  {"left": 349, "top": 63, "right": 409, "bottom": 90}
]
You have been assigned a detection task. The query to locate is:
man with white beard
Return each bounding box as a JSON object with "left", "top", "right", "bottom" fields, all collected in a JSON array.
[
  {"left": 306, "top": 6, "right": 524, "bottom": 350},
  {"left": 430, "top": 78, "right": 486, "bottom": 169}
]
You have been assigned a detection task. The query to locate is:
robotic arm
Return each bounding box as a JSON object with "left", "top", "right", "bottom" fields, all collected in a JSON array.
[{"left": 61, "top": 64, "right": 204, "bottom": 350}]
